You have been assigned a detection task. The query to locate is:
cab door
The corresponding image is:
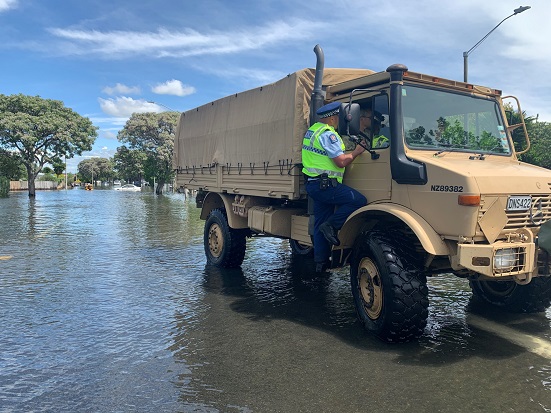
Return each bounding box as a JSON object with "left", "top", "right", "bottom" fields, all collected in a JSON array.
[{"left": 343, "top": 95, "right": 392, "bottom": 203}]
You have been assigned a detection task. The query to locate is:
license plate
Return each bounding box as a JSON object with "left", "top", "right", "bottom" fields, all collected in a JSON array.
[{"left": 506, "top": 195, "right": 532, "bottom": 211}]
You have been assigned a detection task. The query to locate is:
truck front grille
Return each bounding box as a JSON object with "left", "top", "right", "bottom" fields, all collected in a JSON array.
[{"left": 504, "top": 195, "right": 551, "bottom": 230}]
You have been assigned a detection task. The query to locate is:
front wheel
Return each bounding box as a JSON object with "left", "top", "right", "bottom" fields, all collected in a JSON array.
[
  {"left": 350, "top": 231, "right": 428, "bottom": 342},
  {"left": 469, "top": 277, "right": 551, "bottom": 313},
  {"left": 204, "top": 208, "right": 247, "bottom": 268}
]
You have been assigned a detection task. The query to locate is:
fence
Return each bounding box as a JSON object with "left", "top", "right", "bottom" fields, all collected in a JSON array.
[{"left": 10, "top": 181, "right": 58, "bottom": 191}]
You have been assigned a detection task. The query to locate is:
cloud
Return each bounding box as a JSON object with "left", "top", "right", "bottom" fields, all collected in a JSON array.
[
  {"left": 100, "top": 130, "right": 118, "bottom": 140},
  {"left": 102, "top": 83, "right": 140, "bottom": 95},
  {"left": 194, "top": 66, "right": 286, "bottom": 88},
  {"left": 88, "top": 115, "right": 129, "bottom": 127},
  {"left": 152, "top": 79, "right": 195, "bottom": 97},
  {"left": 46, "top": 19, "right": 320, "bottom": 58},
  {"left": 0, "top": 0, "right": 17, "bottom": 12},
  {"left": 98, "top": 96, "right": 159, "bottom": 117}
]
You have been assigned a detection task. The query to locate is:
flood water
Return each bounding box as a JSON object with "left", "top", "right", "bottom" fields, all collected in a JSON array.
[{"left": 1, "top": 189, "right": 551, "bottom": 412}]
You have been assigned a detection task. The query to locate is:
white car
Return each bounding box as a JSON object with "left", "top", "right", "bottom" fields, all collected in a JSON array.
[{"left": 114, "top": 184, "right": 141, "bottom": 192}]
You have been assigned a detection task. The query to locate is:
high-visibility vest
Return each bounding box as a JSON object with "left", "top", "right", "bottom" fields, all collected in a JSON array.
[
  {"left": 301, "top": 122, "right": 345, "bottom": 183},
  {"left": 373, "top": 134, "right": 389, "bottom": 148}
]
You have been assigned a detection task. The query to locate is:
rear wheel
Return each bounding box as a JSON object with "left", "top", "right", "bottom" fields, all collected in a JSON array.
[
  {"left": 204, "top": 208, "right": 247, "bottom": 268},
  {"left": 350, "top": 231, "right": 428, "bottom": 342},
  {"left": 469, "top": 277, "right": 551, "bottom": 313}
]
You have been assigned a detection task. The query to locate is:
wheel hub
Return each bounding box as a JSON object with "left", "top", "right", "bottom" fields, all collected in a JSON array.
[
  {"left": 358, "top": 257, "right": 383, "bottom": 319},
  {"left": 208, "top": 223, "right": 223, "bottom": 258}
]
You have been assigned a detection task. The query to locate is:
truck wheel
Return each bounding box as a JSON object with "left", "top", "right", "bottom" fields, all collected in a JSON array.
[
  {"left": 469, "top": 277, "right": 551, "bottom": 313},
  {"left": 350, "top": 231, "right": 429, "bottom": 342},
  {"left": 204, "top": 208, "right": 247, "bottom": 268},
  {"left": 290, "top": 239, "right": 313, "bottom": 256}
]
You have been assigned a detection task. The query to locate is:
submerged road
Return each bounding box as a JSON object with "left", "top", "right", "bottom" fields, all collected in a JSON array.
[{"left": 0, "top": 189, "right": 550, "bottom": 412}]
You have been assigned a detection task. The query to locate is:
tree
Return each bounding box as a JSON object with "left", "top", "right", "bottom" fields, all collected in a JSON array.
[
  {"left": 521, "top": 121, "right": 551, "bottom": 169},
  {"left": 0, "top": 94, "right": 97, "bottom": 197},
  {"left": 113, "top": 145, "right": 146, "bottom": 184},
  {"left": 51, "top": 157, "right": 66, "bottom": 176},
  {"left": 117, "top": 111, "right": 180, "bottom": 195},
  {"left": 0, "top": 149, "right": 26, "bottom": 180},
  {"left": 77, "top": 157, "right": 114, "bottom": 183}
]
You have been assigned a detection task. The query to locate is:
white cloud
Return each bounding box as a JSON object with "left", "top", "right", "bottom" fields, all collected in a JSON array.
[
  {"left": 102, "top": 83, "right": 140, "bottom": 95},
  {"left": 100, "top": 130, "right": 118, "bottom": 140},
  {"left": 88, "top": 115, "right": 129, "bottom": 127},
  {"left": 47, "top": 19, "right": 321, "bottom": 58},
  {"left": 0, "top": 0, "right": 17, "bottom": 12},
  {"left": 98, "top": 96, "right": 160, "bottom": 117},
  {"left": 152, "top": 79, "right": 195, "bottom": 97}
]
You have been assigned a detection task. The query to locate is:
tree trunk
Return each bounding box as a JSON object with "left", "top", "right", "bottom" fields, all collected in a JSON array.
[
  {"left": 155, "top": 178, "right": 165, "bottom": 195},
  {"left": 27, "top": 166, "right": 36, "bottom": 198}
]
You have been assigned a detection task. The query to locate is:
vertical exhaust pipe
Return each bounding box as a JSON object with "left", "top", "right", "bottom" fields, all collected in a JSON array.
[
  {"left": 310, "top": 44, "right": 325, "bottom": 126},
  {"left": 307, "top": 45, "right": 325, "bottom": 238}
]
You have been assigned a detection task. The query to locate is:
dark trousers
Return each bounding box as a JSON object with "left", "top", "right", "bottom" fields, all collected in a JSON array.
[{"left": 305, "top": 180, "right": 367, "bottom": 263}]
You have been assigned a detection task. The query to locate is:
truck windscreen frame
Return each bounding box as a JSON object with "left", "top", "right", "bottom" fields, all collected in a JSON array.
[{"left": 401, "top": 85, "right": 511, "bottom": 156}]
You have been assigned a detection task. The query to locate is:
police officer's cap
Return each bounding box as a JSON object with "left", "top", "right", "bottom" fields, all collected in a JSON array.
[{"left": 316, "top": 102, "right": 340, "bottom": 118}]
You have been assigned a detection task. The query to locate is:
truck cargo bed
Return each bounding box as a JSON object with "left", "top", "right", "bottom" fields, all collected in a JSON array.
[{"left": 173, "top": 67, "right": 374, "bottom": 199}]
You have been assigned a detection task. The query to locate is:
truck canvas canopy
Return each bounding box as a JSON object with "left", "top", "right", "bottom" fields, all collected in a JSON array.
[{"left": 173, "top": 68, "right": 374, "bottom": 169}]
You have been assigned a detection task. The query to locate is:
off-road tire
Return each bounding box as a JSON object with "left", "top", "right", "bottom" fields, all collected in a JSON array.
[
  {"left": 350, "top": 231, "right": 428, "bottom": 342},
  {"left": 204, "top": 208, "right": 247, "bottom": 268},
  {"left": 290, "top": 239, "right": 313, "bottom": 256},
  {"left": 469, "top": 277, "right": 551, "bottom": 313}
]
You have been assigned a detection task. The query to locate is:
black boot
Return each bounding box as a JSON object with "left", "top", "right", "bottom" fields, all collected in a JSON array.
[
  {"left": 315, "top": 262, "right": 328, "bottom": 273},
  {"left": 319, "top": 222, "right": 340, "bottom": 246}
]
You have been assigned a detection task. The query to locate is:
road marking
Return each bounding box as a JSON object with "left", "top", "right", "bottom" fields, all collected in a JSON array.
[
  {"left": 0, "top": 255, "right": 13, "bottom": 260},
  {"left": 469, "top": 314, "right": 551, "bottom": 360}
]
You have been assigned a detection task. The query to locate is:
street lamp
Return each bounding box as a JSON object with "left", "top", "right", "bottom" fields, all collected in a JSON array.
[
  {"left": 147, "top": 101, "right": 177, "bottom": 112},
  {"left": 463, "top": 6, "right": 531, "bottom": 82}
]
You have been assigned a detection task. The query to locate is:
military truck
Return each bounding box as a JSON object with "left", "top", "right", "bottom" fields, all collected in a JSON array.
[{"left": 173, "top": 45, "right": 551, "bottom": 342}]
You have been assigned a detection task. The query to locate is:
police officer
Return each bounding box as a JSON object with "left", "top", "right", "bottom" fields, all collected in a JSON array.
[
  {"left": 360, "top": 109, "right": 389, "bottom": 148},
  {"left": 302, "top": 102, "right": 368, "bottom": 272}
]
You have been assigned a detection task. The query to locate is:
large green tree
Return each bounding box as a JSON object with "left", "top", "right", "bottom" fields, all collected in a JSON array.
[
  {"left": 117, "top": 111, "right": 179, "bottom": 195},
  {"left": 113, "top": 145, "right": 147, "bottom": 184},
  {"left": 520, "top": 121, "right": 551, "bottom": 169},
  {"left": 0, "top": 149, "right": 26, "bottom": 180},
  {"left": 77, "top": 157, "right": 114, "bottom": 184},
  {"left": 0, "top": 94, "right": 97, "bottom": 197}
]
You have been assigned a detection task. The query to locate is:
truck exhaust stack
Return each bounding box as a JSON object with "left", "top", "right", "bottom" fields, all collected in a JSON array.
[{"left": 310, "top": 44, "right": 325, "bottom": 126}]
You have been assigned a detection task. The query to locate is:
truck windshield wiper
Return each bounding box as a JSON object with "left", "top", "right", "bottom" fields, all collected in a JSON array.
[{"left": 433, "top": 145, "right": 471, "bottom": 157}]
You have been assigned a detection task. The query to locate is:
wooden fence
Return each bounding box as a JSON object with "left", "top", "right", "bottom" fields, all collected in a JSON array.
[{"left": 10, "top": 181, "right": 58, "bottom": 191}]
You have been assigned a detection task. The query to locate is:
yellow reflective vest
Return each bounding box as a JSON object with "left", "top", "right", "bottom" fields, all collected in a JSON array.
[{"left": 301, "top": 122, "right": 345, "bottom": 183}]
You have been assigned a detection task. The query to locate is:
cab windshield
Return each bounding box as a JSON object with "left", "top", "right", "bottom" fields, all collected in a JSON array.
[{"left": 402, "top": 85, "right": 511, "bottom": 155}]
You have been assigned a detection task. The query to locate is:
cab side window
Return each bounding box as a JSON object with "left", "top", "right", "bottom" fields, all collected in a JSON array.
[{"left": 372, "top": 95, "right": 390, "bottom": 149}]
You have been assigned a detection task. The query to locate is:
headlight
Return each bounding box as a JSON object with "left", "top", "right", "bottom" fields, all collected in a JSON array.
[{"left": 494, "top": 248, "right": 517, "bottom": 271}]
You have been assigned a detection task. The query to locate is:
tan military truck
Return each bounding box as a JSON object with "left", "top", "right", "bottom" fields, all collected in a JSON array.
[{"left": 173, "top": 45, "right": 551, "bottom": 342}]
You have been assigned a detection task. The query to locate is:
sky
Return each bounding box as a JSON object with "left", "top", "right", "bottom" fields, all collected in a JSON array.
[{"left": 1, "top": 0, "right": 550, "bottom": 172}]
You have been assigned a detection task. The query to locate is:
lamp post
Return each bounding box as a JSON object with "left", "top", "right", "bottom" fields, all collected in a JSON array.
[
  {"left": 463, "top": 6, "right": 530, "bottom": 83},
  {"left": 147, "top": 101, "right": 177, "bottom": 112}
]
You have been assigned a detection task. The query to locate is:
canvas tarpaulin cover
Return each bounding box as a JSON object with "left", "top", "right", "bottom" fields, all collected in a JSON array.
[{"left": 173, "top": 68, "right": 374, "bottom": 170}]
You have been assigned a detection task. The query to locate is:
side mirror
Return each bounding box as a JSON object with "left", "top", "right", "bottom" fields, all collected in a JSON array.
[{"left": 338, "top": 103, "right": 360, "bottom": 136}]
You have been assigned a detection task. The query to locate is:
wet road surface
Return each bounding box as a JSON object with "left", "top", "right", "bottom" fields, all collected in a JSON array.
[{"left": 0, "top": 189, "right": 550, "bottom": 412}]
